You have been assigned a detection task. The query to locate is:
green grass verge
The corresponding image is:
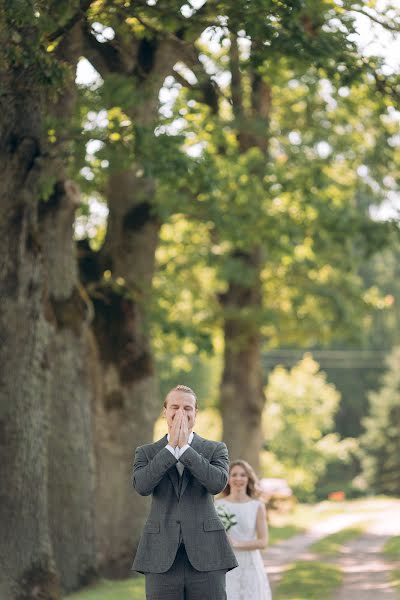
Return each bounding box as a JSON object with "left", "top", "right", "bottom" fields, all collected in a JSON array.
[
  {"left": 274, "top": 561, "right": 342, "bottom": 600},
  {"left": 310, "top": 527, "right": 364, "bottom": 557},
  {"left": 64, "top": 577, "right": 145, "bottom": 600},
  {"left": 269, "top": 525, "right": 305, "bottom": 545},
  {"left": 383, "top": 536, "right": 400, "bottom": 560},
  {"left": 389, "top": 569, "right": 400, "bottom": 591}
]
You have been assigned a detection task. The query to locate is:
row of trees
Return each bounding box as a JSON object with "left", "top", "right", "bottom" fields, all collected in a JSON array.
[{"left": 1, "top": 1, "right": 399, "bottom": 598}]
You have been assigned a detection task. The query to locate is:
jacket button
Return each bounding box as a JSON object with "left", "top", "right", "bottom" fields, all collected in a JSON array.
[{"left": 176, "top": 520, "right": 181, "bottom": 524}]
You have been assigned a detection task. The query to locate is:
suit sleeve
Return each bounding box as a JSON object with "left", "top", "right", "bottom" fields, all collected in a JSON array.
[
  {"left": 179, "top": 441, "right": 229, "bottom": 495},
  {"left": 132, "top": 445, "right": 178, "bottom": 496}
]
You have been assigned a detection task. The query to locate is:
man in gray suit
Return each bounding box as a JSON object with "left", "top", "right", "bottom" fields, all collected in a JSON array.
[{"left": 131, "top": 384, "right": 238, "bottom": 599}]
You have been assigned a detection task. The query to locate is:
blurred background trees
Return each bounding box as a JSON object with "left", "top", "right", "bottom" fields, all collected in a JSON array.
[
  {"left": 1, "top": 0, "right": 400, "bottom": 598},
  {"left": 360, "top": 346, "right": 400, "bottom": 496}
]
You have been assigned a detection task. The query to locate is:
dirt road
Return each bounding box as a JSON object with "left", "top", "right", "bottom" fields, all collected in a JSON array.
[{"left": 262, "top": 499, "right": 400, "bottom": 597}]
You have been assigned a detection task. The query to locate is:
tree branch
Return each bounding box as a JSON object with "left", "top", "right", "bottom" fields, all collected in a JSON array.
[
  {"left": 350, "top": 6, "right": 400, "bottom": 33},
  {"left": 81, "top": 22, "right": 127, "bottom": 76},
  {"left": 229, "top": 34, "right": 244, "bottom": 121},
  {"left": 48, "top": 0, "right": 93, "bottom": 42}
]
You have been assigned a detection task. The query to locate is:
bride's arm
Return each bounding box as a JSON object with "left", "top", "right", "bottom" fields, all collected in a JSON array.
[{"left": 230, "top": 503, "right": 268, "bottom": 551}]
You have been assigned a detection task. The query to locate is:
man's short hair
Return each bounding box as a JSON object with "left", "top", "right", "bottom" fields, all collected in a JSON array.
[{"left": 164, "top": 385, "right": 198, "bottom": 409}]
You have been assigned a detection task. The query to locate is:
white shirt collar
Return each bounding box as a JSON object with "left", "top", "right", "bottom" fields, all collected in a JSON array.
[{"left": 167, "top": 431, "right": 194, "bottom": 445}]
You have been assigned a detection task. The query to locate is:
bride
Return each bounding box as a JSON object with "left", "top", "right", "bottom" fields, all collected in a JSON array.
[{"left": 215, "top": 460, "right": 272, "bottom": 600}]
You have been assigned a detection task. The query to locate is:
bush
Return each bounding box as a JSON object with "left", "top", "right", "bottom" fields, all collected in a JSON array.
[
  {"left": 263, "top": 354, "right": 355, "bottom": 501},
  {"left": 360, "top": 346, "right": 400, "bottom": 495}
]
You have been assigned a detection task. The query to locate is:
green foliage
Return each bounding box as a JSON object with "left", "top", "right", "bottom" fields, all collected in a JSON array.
[
  {"left": 262, "top": 354, "right": 357, "bottom": 500},
  {"left": 0, "top": 1, "right": 70, "bottom": 84},
  {"left": 360, "top": 346, "right": 400, "bottom": 495},
  {"left": 158, "top": 29, "right": 399, "bottom": 349},
  {"left": 315, "top": 435, "right": 362, "bottom": 500},
  {"left": 215, "top": 504, "right": 238, "bottom": 531},
  {"left": 71, "top": 0, "right": 400, "bottom": 364},
  {"left": 360, "top": 240, "right": 400, "bottom": 351},
  {"left": 151, "top": 216, "right": 221, "bottom": 360},
  {"left": 275, "top": 560, "right": 342, "bottom": 599}
]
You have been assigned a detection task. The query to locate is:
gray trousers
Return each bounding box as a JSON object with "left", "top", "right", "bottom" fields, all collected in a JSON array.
[{"left": 145, "top": 543, "right": 227, "bottom": 600}]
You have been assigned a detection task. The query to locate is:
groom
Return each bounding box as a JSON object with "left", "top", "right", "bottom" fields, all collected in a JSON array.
[{"left": 131, "top": 384, "right": 238, "bottom": 599}]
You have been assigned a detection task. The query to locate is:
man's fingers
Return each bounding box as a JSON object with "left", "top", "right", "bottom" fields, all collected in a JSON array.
[{"left": 174, "top": 411, "right": 183, "bottom": 424}]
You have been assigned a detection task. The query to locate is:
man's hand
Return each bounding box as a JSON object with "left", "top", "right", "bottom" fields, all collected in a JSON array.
[
  {"left": 169, "top": 410, "right": 183, "bottom": 448},
  {"left": 178, "top": 410, "right": 190, "bottom": 448}
]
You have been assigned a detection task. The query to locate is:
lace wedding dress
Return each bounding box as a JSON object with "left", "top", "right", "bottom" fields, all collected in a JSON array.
[{"left": 215, "top": 498, "right": 272, "bottom": 600}]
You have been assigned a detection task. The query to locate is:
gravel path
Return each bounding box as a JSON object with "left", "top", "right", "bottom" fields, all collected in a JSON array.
[
  {"left": 333, "top": 532, "right": 398, "bottom": 599},
  {"left": 333, "top": 503, "right": 400, "bottom": 599},
  {"left": 262, "top": 499, "right": 400, "bottom": 596}
]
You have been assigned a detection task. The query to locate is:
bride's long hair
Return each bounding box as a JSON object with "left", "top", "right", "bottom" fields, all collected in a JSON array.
[{"left": 221, "top": 459, "right": 261, "bottom": 499}]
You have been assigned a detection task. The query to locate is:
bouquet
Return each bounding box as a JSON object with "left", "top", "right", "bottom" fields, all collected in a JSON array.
[{"left": 216, "top": 504, "right": 237, "bottom": 532}]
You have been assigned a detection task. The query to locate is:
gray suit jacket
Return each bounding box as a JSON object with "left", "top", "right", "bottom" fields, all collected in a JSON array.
[{"left": 131, "top": 432, "right": 239, "bottom": 574}]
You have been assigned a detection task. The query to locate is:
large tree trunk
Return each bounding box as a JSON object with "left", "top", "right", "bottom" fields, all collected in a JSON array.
[
  {"left": 81, "top": 169, "right": 161, "bottom": 577},
  {"left": 0, "top": 36, "right": 60, "bottom": 600},
  {"left": 41, "top": 183, "right": 97, "bottom": 593},
  {"left": 220, "top": 250, "right": 265, "bottom": 473},
  {"left": 43, "top": 26, "right": 97, "bottom": 594},
  {"left": 219, "top": 43, "right": 271, "bottom": 474},
  {"left": 79, "top": 30, "right": 181, "bottom": 574}
]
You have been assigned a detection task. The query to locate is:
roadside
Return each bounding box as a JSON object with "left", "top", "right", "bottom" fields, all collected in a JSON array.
[
  {"left": 263, "top": 498, "right": 400, "bottom": 594},
  {"left": 333, "top": 503, "right": 400, "bottom": 599}
]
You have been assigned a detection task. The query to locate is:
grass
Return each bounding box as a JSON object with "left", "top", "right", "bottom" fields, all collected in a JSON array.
[
  {"left": 64, "top": 577, "right": 145, "bottom": 600},
  {"left": 274, "top": 560, "right": 342, "bottom": 599},
  {"left": 383, "top": 535, "right": 400, "bottom": 560},
  {"left": 269, "top": 524, "right": 304, "bottom": 545},
  {"left": 384, "top": 539, "right": 400, "bottom": 594},
  {"left": 389, "top": 569, "right": 400, "bottom": 592},
  {"left": 309, "top": 526, "right": 364, "bottom": 556}
]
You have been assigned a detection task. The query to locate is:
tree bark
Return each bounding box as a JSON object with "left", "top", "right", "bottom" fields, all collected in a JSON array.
[
  {"left": 83, "top": 169, "right": 161, "bottom": 576},
  {"left": 41, "top": 182, "right": 97, "bottom": 593},
  {"left": 42, "top": 26, "right": 97, "bottom": 593},
  {"left": 219, "top": 249, "right": 266, "bottom": 473},
  {"left": 80, "top": 28, "right": 181, "bottom": 575},
  {"left": 0, "top": 41, "right": 60, "bottom": 600}
]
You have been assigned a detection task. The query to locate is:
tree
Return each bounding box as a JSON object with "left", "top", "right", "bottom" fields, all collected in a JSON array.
[
  {"left": 262, "top": 354, "right": 354, "bottom": 501},
  {"left": 0, "top": 2, "right": 97, "bottom": 597},
  {"left": 360, "top": 346, "right": 400, "bottom": 495},
  {"left": 45, "top": 27, "right": 97, "bottom": 593},
  {"left": 153, "top": 1, "right": 399, "bottom": 471},
  {"left": 74, "top": 2, "right": 219, "bottom": 573}
]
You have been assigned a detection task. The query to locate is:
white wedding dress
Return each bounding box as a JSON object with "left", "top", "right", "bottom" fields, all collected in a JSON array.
[{"left": 215, "top": 498, "right": 272, "bottom": 600}]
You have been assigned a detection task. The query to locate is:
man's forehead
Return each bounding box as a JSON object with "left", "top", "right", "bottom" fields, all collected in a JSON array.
[{"left": 166, "top": 391, "right": 196, "bottom": 405}]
